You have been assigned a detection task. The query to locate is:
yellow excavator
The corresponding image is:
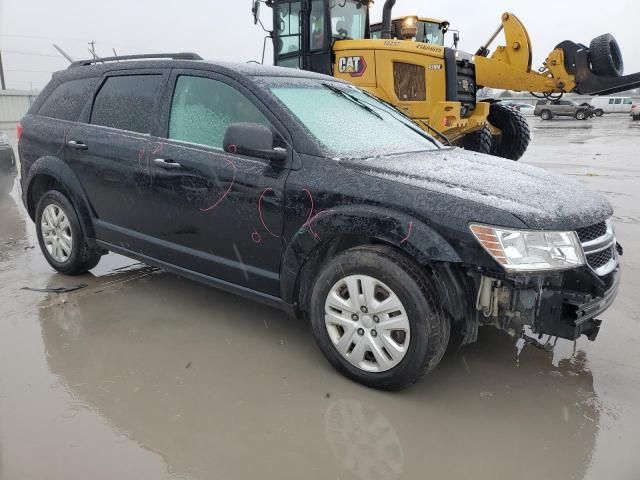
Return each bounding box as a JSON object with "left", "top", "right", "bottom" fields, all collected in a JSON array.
[{"left": 253, "top": 0, "right": 640, "bottom": 160}]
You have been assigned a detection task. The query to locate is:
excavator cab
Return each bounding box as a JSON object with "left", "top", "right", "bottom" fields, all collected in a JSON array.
[
  {"left": 271, "top": 0, "right": 371, "bottom": 75},
  {"left": 370, "top": 16, "right": 449, "bottom": 45}
]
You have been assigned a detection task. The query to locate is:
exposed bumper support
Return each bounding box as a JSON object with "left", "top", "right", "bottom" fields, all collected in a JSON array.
[{"left": 475, "top": 266, "right": 621, "bottom": 342}]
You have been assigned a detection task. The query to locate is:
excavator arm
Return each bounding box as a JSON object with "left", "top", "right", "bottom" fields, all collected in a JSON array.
[{"left": 474, "top": 12, "right": 640, "bottom": 95}]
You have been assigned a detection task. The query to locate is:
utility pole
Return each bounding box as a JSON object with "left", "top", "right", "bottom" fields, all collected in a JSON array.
[
  {"left": 88, "top": 40, "right": 97, "bottom": 59},
  {"left": 0, "top": 50, "right": 6, "bottom": 90}
]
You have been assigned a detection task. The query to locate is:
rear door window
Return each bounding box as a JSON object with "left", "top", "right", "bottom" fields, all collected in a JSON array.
[
  {"left": 623, "top": 98, "right": 632, "bottom": 104},
  {"left": 168, "top": 75, "right": 270, "bottom": 149},
  {"left": 90, "top": 75, "right": 164, "bottom": 134},
  {"left": 38, "top": 78, "right": 97, "bottom": 121}
]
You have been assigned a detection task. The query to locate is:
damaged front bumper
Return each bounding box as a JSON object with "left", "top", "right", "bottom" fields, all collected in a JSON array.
[{"left": 475, "top": 261, "right": 621, "bottom": 342}]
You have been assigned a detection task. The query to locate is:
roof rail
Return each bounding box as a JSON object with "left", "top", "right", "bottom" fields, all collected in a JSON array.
[{"left": 69, "top": 52, "right": 203, "bottom": 68}]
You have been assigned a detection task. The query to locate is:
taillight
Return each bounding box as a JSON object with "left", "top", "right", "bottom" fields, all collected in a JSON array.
[{"left": 16, "top": 122, "right": 24, "bottom": 141}]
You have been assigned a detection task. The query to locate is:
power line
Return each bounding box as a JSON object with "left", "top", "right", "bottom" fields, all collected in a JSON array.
[
  {"left": 0, "top": 33, "right": 156, "bottom": 55},
  {"left": 7, "top": 69, "right": 55, "bottom": 73},
  {"left": 1, "top": 49, "right": 62, "bottom": 59}
]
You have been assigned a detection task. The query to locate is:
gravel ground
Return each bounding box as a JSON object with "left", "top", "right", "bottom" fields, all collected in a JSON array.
[{"left": 0, "top": 114, "right": 639, "bottom": 480}]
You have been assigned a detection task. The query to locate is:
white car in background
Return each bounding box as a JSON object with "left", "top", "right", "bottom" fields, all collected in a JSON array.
[
  {"left": 590, "top": 96, "right": 633, "bottom": 114},
  {"left": 516, "top": 104, "right": 535, "bottom": 116}
]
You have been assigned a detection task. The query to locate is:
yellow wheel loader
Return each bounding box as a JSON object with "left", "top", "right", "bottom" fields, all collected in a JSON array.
[{"left": 254, "top": 0, "right": 640, "bottom": 160}]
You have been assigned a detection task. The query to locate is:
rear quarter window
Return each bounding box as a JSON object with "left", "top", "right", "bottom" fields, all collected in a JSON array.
[
  {"left": 37, "top": 77, "right": 98, "bottom": 121},
  {"left": 90, "top": 75, "right": 164, "bottom": 134}
]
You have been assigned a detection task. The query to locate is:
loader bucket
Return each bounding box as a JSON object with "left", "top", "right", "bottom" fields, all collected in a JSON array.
[{"left": 557, "top": 38, "right": 640, "bottom": 95}]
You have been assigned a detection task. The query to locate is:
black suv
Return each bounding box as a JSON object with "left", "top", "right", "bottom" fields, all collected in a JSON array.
[
  {"left": 0, "top": 131, "right": 16, "bottom": 195},
  {"left": 18, "top": 53, "right": 621, "bottom": 390}
]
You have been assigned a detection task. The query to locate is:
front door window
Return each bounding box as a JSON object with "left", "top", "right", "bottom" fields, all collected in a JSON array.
[{"left": 169, "top": 76, "right": 270, "bottom": 149}]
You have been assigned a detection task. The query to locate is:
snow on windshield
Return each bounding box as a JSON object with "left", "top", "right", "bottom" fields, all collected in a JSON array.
[{"left": 261, "top": 78, "right": 438, "bottom": 158}]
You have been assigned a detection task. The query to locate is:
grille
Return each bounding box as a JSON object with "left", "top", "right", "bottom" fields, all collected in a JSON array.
[
  {"left": 586, "top": 246, "right": 614, "bottom": 270},
  {"left": 576, "top": 222, "right": 607, "bottom": 243},
  {"left": 393, "top": 62, "right": 426, "bottom": 101}
]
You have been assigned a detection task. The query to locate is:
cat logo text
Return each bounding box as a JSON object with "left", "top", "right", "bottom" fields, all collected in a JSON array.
[{"left": 338, "top": 56, "right": 367, "bottom": 77}]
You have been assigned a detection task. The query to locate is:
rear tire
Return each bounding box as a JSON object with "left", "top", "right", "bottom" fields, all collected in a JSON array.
[
  {"left": 460, "top": 127, "right": 492, "bottom": 155},
  {"left": 35, "top": 190, "right": 102, "bottom": 275},
  {"left": 488, "top": 103, "right": 531, "bottom": 161},
  {"left": 309, "top": 245, "right": 449, "bottom": 390},
  {"left": 589, "top": 33, "right": 624, "bottom": 77},
  {"left": 594, "top": 109, "right": 604, "bottom": 117}
]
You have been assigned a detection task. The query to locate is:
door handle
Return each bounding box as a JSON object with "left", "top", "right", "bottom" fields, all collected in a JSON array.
[
  {"left": 67, "top": 140, "right": 88, "bottom": 150},
  {"left": 153, "top": 158, "right": 181, "bottom": 169}
]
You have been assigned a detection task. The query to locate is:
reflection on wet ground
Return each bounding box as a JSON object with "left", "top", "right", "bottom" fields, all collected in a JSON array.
[{"left": 1, "top": 116, "right": 640, "bottom": 479}]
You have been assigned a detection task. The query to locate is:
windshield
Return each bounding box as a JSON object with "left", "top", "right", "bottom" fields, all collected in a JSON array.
[
  {"left": 415, "top": 21, "right": 445, "bottom": 45},
  {"left": 330, "top": 0, "right": 367, "bottom": 39},
  {"left": 261, "top": 78, "right": 438, "bottom": 158}
]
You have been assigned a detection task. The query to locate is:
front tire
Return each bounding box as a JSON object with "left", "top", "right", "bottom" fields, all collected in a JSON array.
[
  {"left": 575, "top": 110, "right": 587, "bottom": 120},
  {"left": 540, "top": 110, "right": 552, "bottom": 121},
  {"left": 488, "top": 103, "right": 531, "bottom": 160},
  {"left": 460, "top": 127, "right": 492, "bottom": 155},
  {"left": 595, "top": 109, "right": 604, "bottom": 117},
  {"left": 309, "top": 245, "right": 449, "bottom": 390},
  {"left": 36, "top": 190, "right": 102, "bottom": 275}
]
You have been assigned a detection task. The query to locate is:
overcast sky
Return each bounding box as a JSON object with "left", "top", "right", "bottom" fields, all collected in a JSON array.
[{"left": 1, "top": 0, "right": 638, "bottom": 91}]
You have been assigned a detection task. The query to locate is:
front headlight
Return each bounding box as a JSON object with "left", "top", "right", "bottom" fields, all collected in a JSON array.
[{"left": 470, "top": 224, "right": 585, "bottom": 272}]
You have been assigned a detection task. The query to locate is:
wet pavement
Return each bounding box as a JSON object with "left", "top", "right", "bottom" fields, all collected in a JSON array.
[{"left": 1, "top": 115, "right": 639, "bottom": 480}]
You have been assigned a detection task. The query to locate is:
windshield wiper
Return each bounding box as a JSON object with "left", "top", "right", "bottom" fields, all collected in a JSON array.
[{"left": 321, "top": 83, "right": 383, "bottom": 120}]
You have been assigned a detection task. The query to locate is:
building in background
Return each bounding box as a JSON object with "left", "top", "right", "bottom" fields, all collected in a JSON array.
[{"left": 0, "top": 90, "right": 38, "bottom": 130}]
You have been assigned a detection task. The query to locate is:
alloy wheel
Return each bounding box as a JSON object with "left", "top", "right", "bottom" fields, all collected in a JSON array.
[{"left": 41, "top": 203, "right": 73, "bottom": 262}]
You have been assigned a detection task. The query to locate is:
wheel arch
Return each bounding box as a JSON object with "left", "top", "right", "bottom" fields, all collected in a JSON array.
[
  {"left": 280, "top": 206, "right": 463, "bottom": 313},
  {"left": 25, "top": 156, "right": 96, "bottom": 240}
]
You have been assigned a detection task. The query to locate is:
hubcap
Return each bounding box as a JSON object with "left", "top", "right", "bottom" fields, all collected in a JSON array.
[
  {"left": 41, "top": 204, "right": 73, "bottom": 262},
  {"left": 324, "top": 275, "right": 410, "bottom": 372}
]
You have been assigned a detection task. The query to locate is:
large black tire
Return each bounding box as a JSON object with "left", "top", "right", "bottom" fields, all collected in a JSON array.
[
  {"left": 589, "top": 33, "right": 624, "bottom": 77},
  {"left": 36, "top": 190, "right": 102, "bottom": 275},
  {"left": 309, "top": 245, "right": 449, "bottom": 391},
  {"left": 488, "top": 103, "right": 531, "bottom": 161},
  {"left": 461, "top": 127, "right": 492, "bottom": 155}
]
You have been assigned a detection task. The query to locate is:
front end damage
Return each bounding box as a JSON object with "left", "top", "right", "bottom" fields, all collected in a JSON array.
[
  {"left": 474, "top": 264, "right": 620, "bottom": 342},
  {"left": 446, "top": 220, "right": 622, "bottom": 345}
]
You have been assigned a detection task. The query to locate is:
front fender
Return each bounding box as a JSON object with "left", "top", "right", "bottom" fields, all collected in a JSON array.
[
  {"left": 280, "top": 205, "right": 462, "bottom": 304},
  {"left": 24, "top": 156, "right": 96, "bottom": 239}
]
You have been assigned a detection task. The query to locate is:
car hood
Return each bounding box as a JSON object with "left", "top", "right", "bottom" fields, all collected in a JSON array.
[{"left": 340, "top": 148, "right": 613, "bottom": 230}]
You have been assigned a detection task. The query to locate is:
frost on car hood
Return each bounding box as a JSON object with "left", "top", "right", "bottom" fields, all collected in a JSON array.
[{"left": 341, "top": 148, "right": 613, "bottom": 230}]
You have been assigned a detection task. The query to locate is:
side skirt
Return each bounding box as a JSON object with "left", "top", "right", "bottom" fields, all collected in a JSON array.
[{"left": 96, "top": 240, "right": 298, "bottom": 317}]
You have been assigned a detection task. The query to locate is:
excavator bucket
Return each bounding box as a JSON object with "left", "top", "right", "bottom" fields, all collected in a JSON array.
[{"left": 557, "top": 37, "right": 640, "bottom": 95}]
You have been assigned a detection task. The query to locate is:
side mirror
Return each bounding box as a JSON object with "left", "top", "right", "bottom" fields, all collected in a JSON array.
[
  {"left": 223, "top": 123, "right": 287, "bottom": 164},
  {"left": 252, "top": 0, "right": 261, "bottom": 25},
  {"left": 453, "top": 31, "right": 460, "bottom": 50}
]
